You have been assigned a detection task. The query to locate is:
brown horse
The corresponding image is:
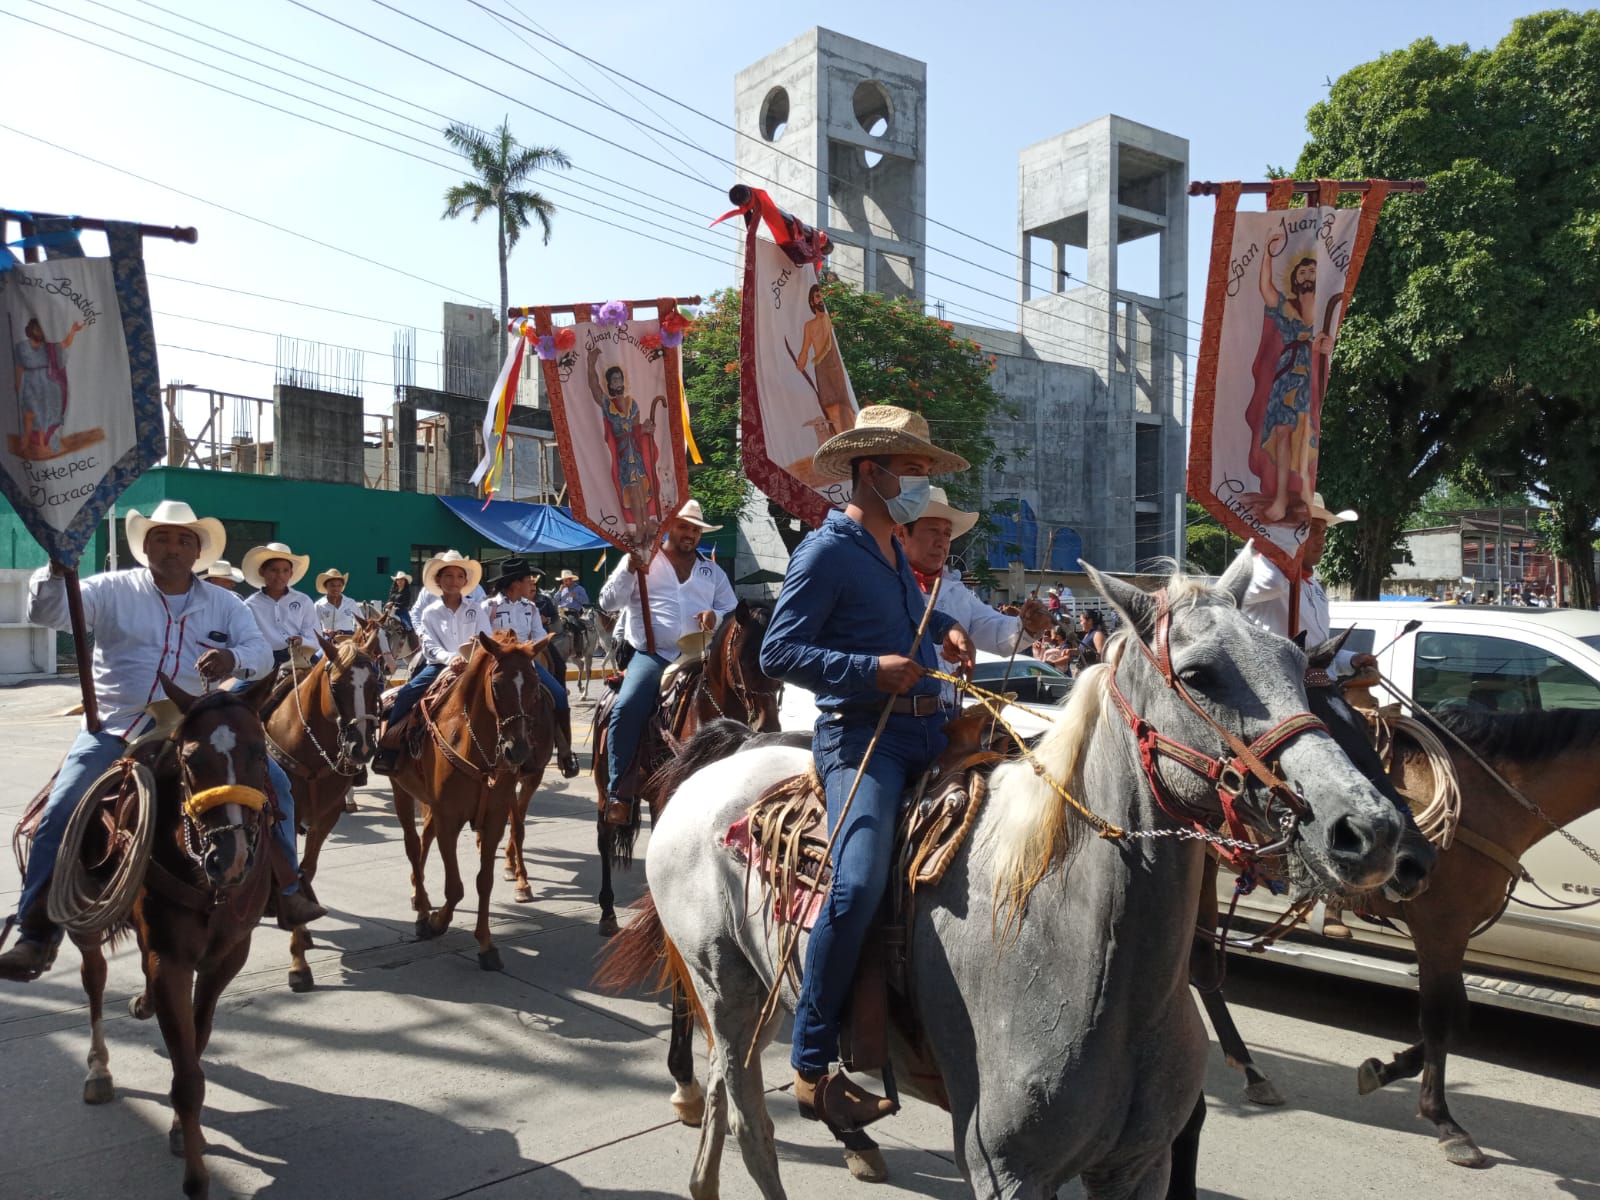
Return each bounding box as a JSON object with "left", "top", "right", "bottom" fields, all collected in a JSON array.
[
  {"left": 500, "top": 642, "right": 564, "bottom": 904},
  {"left": 1353, "top": 707, "right": 1600, "bottom": 1167},
  {"left": 67, "top": 676, "right": 279, "bottom": 1200},
  {"left": 263, "top": 630, "right": 383, "bottom": 992},
  {"left": 591, "top": 600, "right": 782, "bottom": 935},
  {"left": 391, "top": 631, "right": 554, "bottom": 969}
]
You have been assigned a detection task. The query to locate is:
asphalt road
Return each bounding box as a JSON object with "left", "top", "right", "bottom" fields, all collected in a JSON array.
[{"left": 1, "top": 677, "right": 1596, "bottom": 1199}]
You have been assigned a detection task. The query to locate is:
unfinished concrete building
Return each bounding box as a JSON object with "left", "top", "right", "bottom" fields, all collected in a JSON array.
[{"left": 732, "top": 30, "right": 1189, "bottom": 575}]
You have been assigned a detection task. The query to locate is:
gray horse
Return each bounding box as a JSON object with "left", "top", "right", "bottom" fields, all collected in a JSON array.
[{"left": 635, "top": 552, "right": 1403, "bottom": 1199}]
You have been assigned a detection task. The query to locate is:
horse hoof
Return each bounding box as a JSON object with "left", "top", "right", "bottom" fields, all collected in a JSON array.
[
  {"left": 502, "top": 866, "right": 517, "bottom": 882},
  {"left": 514, "top": 883, "right": 534, "bottom": 903},
  {"left": 128, "top": 995, "right": 154, "bottom": 1021},
  {"left": 288, "top": 969, "right": 314, "bottom": 994},
  {"left": 671, "top": 1081, "right": 705, "bottom": 1127},
  {"left": 414, "top": 916, "right": 443, "bottom": 941},
  {"left": 478, "top": 947, "right": 503, "bottom": 972},
  {"left": 344, "top": 798, "right": 358, "bottom": 813},
  {"left": 1244, "top": 1076, "right": 1285, "bottom": 1107},
  {"left": 599, "top": 914, "right": 619, "bottom": 938},
  {"left": 1442, "top": 1134, "right": 1486, "bottom": 1168},
  {"left": 1356, "top": 1058, "right": 1385, "bottom": 1096},
  {"left": 83, "top": 1075, "right": 114, "bottom": 1105},
  {"left": 844, "top": 1148, "right": 889, "bottom": 1183}
]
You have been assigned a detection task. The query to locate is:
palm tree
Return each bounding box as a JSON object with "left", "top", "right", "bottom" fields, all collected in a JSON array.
[{"left": 441, "top": 119, "right": 571, "bottom": 353}]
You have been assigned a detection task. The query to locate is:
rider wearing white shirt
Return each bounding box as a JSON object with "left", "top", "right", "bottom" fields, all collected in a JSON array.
[
  {"left": 487, "top": 559, "right": 578, "bottom": 777},
  {"left": 241, "top": 542, "right": 319, "bottom": 665},
  {"left": 313, "top": 569, "right": 365, "bottom": 635},
  {"left": 597, "top": 501, "right": 736, "bottom": 822}
]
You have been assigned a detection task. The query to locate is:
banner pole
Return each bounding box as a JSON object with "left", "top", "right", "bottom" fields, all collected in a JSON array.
[
  {"left": 636, "top": 566, "right": 657, "bottom": 656},
  {"left": 58, "top": 564, "right": 102, "bottom": 734}
]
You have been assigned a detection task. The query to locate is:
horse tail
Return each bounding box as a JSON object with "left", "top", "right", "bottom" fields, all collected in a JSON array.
[
  {"left": 592, "top": 894, "right": 711, "bottom": 1041},
  {"left": 643, "top": 717, "right": 758, "bottom": 819}
]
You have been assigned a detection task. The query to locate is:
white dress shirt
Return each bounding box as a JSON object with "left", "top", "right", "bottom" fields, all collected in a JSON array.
[
  {"left": 314, "top": 594, "right": 366, "bottom": 634},
  {"left": 598, "top": 552, "right": 737, "bottom": 662},
  {"left": 244, "top": 587, "right": 320, "bottom": 652},
  {"left": 417, "top": 594, "right": 492, "bottom": 665},
  {"left": 1242, "top": 553, "right": 1356, "bottom": 675},
  {"left": 29, "top": 566, "right": 274, "bottom": 739},
  {"left": 489, "top": 594, "right": 547, "bottom": 643}
]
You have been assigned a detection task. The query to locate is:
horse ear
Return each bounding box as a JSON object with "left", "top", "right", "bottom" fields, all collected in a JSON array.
[
  {"left": 476, "top": 631, "right": 505, "bottom": 659},
  {"left": 1218, "top": 542, "right": 1256, "bottom": 609},
  {"left": 1081, "top": 560, "right": 1156, "bottom": 642},
  {"left": 528, "top": 633, "right": 555, "bottom": 656},
  {"left": 160, "top": 671, "right": 198, "bottom": 713},
  {"left": 1305, "top": 627, "right": 1353, "bottom": 670},
  {"left": 1292, "top": 631, "right": 1308, "bottom": 650},
  {"left": 314, "top": 630, "right": 339, "bottom": 663},
  {"left": 735, "top": 597, "right": 751, "bottom": 624},
  {"left": 236, "top": 675, "right": 278, "bottom": 713}
]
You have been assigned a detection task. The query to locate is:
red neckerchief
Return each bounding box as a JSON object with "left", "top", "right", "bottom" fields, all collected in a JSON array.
[{"left": 913, "top": 567, "right": 940, "bottom": 594}]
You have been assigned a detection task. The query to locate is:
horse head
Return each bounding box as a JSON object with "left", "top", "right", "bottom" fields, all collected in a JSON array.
[
  {"left": 475, "top": 631, "right": 545, "bottom": 769},
  {"left": 723, "top": 599, "right": 783, "bottom": 733},
  {"left": 159, "top": 672, "right": 272, "bottom": 891},
  {"left": 317, "top": 632, "right": 384, "bottom": 768},
  {"left": 1087, "top": 548, "right": 1403, "bottom": 902}
]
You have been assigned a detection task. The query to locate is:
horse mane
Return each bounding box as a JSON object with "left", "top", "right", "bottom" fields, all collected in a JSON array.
[
  {"left": 1434, "top": 707, "right": 1600, "bottom": 764},
  {"left": 983, "top": 565, "right": 1235, "bottom": 932}
]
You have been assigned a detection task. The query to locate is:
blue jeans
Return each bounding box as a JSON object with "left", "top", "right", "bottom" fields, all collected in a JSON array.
[
  {"left": 606, "top": 650, "right": 668, "bottom": 792},
  {"left": 15, "top": 726, "right": 301, "bottom": 942},
  {"left": 534, "top": 661, "right": 568, "bottom": 713},
  {"left": 791, "top": 711, "right": 947, "bottom": 1075},
  {"left": 388, "top": 662, "right": 443, "bottom": 728}
]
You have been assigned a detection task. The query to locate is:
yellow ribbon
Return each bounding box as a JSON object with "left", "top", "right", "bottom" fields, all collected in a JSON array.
[{"left": 679, "top": 374, "right": 702, "bottom": 465}]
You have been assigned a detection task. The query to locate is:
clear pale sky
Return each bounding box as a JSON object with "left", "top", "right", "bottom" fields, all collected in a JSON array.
[{"left": 0, "top": 0, "right": 1546, "bottom": 420}]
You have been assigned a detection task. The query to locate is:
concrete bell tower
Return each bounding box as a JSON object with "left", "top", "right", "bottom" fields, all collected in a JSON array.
[{"left": 734, "top": 28, "right": 927, "bottom": 301}]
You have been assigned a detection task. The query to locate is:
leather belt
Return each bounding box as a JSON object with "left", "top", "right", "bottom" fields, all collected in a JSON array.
[{"left": 824, "top": 695, "right": 948, "bottom": 719}]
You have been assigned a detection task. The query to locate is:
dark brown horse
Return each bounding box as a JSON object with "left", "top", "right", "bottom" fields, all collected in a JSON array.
[
  {"left": 501, "top": 640, "right": 566, "bottom": 904},
  {"left": 391, "top": 631, "right": 554, "bottom": 969},
  {"left": 591, "top": 600, "right": 782, "bottom": 935},
  {"left": 263, "top": 630, "right": 383, "bottom": 992},
  {"left": 66, "top": 676, "right": 280, "bottom": 1200}
]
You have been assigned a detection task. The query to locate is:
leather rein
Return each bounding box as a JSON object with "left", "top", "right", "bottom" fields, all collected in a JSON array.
[
  {"left": 697, "top": 618, "right": 782, "bottom": 729},
  {"left": 1106, "top": 590, "right": 1325, "bottom": 872},
  {"left": 419, "top": 655, "right": 539, "bottom": 786}
]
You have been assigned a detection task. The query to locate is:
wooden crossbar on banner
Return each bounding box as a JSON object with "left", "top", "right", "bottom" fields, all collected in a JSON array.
[
  {"left": 506, "top": 297, "right": 702, "bottom": 319},
  {"left": 3, "top": 208, "right": 197, "bottom": 734},
  {"left": 1188, "top": 181, "right": 1426, "bottom": 197}
]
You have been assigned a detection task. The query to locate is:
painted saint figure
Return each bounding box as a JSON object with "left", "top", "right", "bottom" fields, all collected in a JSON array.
[
  {"left": 792, "top": 284, "right": 855, "bottom": 438},
  {"left": 13, "top": 315, "right": 83, "bottom": 457},
  {"left": 1248, "top": 234, "right": 1333, "bottom": 524},
  {"left": 586, "top": 345, "right": 664, "bottom": 535}
]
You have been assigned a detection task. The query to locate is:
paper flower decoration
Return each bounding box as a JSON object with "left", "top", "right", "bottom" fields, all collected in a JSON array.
[
  {"left": 554, "top": 326, "right": 576, "bottom": 351},
  {"left": 535, "top": 334, "right": 558, "bottom": 360},
  {"left": 660, "top": 309, "right": 691, "bottom": 335},
  {"left": 596, "top": 300, "right": 628, "bottom": 326},
  {"left": 659, "top": 327, "right": 684, "bottom": 349},
  {"left": 640, "top": 332, "right": 663, "bottom": 352}
]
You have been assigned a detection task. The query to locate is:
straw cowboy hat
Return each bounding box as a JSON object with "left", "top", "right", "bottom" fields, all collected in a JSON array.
[
  {"left": 558, "top": 569, "right": 579, "bottom": 582},
  {"left": 241, "top": 542, "right": 311, "bottom": 588},
  {"left": 315, "top": 568, "right": 350, "bottom": 594},
  {"left": 126, "top": 501, "right": 227, "bottom": 572},
  {"left": 421, "top": 549, "right": 483, "bottom": 597},
  {"left": 1306, "top": 493, "right": 1358, "bottom": 526},
  {"left": 203, "top": 559, "right": 244, "bottom": 583},
  {"left": 813, "top": 403, "right": 970, "bottom": 481},
  {"left": 919, "top": 485, "right": 978, "bottom": 538},
  {"left": 672, "top": 498, "right": 722, "bottom": 533}
]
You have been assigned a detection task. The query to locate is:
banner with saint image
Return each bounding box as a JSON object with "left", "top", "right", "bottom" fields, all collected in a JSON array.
[
  {"left": 1186, "top": 179, "right": 1390, "bottom": 574},
  {"left": 717, "top": 186, "right": 859, "bottom": 527},
  {"left": 531, "top": 300, "right": 691, "bottom": 562},
  {"left": 0, "top": 221, "right": 163, "bottom": 566}
]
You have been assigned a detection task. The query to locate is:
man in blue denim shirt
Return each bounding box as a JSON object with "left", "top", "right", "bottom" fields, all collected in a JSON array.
[{"left": 760, "top": 404, "right": 976, "bottom": 1131}]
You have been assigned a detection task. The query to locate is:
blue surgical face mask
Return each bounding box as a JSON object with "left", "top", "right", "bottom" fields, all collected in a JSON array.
[{"left": 873, "top": 468, "right": 931, "bottom": 524}]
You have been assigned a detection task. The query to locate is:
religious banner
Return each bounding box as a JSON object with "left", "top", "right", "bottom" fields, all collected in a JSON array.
[
  {"left": 717, "top": 185, "right": 859, "bottom": 526},
  {"left": 526, "top": 299, "right": 692, "bottom": 563},
  {"left": 1187, "top": 179, "right": 1392, "bottom": 575},
  {"left": 0, "top": 220, "right": 163, "bottom": 566}
]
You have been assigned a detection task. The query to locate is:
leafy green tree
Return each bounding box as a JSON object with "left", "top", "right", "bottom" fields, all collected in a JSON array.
[
  {"left": 680, "top": 277, "right": 1010, "bottom": 548},
  {"left": 1183, "top": 500, "right": 1231, "bottom": 576},
  {"left": 1408, "top": 471, "right": 1528, "bottom": 529},
  {"left": 1296, "top": 13, "right": 1600, "bottom": 597},
  {"left": 441, "top": 120, "right": 571, "bottom": 353}
]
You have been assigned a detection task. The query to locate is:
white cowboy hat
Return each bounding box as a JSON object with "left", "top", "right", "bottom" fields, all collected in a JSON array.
[
  {"left": 241, "top": 542, "right": 311, "bottom": 588},
  {"left": 918, "top": 485, "right": 977, "bottom": 538},
  {"left": 391, "top": 570, "right": 413, "bottom": 584},
  {"left": 203, "top": 559, "right": 244, "bottom": 583},
  {"left": 421, "top": 549, "right": 483, "bottom": 597},
  {"left": 558, "top": 569, "right": 579, "bottom": 582},
  {"left": 315, "top": 568, "right": 349, "bottom": 594},
  {"left": 126, "top": 501, "right": 226, "bottom": 573},
  {"left": 813, "top": 404, "right": 970, "bottom": 481},
  {"left": 669, "top": 498, "right": 722, "bottom": 533},
  {"left": 1306, "top": 493, "right": 1358, "bottom": 526}
]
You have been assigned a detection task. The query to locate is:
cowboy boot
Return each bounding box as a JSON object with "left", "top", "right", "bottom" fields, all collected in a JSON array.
[
  {"left": 1321, "top": 902, "right": 1352, "bottom": 939},
  {"left": 371, "top": 721, "right": 403, "bottom": 775},
  {"left": 555, "top": 710, "right": 580, "bottom": 779},
  {"left": 794, "top": 1070, "right": 897, "bottom": 1132},
  {"left": 0, "top": 906, "right": 62, "bottom": 982},
  {"left": 276, "top": 888, "right": 327, "bottom": 931}
]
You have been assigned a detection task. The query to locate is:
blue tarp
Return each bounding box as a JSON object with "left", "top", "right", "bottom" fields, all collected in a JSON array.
[
  {"left": 987, "top": 498, "right": 1039, "bottom": 570},
  {"left": 437, "top": 497, "right": 610, "bottom": 554}
]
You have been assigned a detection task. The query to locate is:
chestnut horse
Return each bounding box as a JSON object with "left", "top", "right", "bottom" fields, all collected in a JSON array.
[
  {"left": 263, "top": 630, "right": 383, "bottom": 992},
  {"left": 591, "top": 600, "right": 782, "bottom": 935},
  {"left": 500, "top": 639, "right": 565, "bottom": 904},
  {"left": 63, "top": 676, "right": 279, "bottom": 1200},
  {"left": 390, "top": 631, "right": 554, "bottom": 970}
]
